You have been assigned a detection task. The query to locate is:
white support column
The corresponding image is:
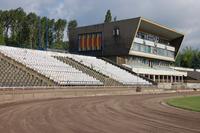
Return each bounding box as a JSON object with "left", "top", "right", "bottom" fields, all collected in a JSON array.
[
  {"left": 153, "top": 75, "right": 155, "bottom": 81},
  {"left": 148, "top": 75, "right": 150, "bottom": 79},
  {"left": 162, "top": 75, "right": 165, "bottom": 82},
  {"left": 171, "top": 76, "right": 173, "bottom": 83},
  {"left": 166, "top": 75, "right": 169, "bottom": 83},
  {"left": 181, "top": 75, "right": 184, "bottom": 83},
  {"left": 158, "top": 75, "right": 160, "bottom": 83},
  {"left": 178, "top": 76, "right": 180, "bottom": 82}
]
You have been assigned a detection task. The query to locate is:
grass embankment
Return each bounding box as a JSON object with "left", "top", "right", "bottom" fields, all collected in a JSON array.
[{"left": 167, "top": 96, "right": 200, "bottom": 112}]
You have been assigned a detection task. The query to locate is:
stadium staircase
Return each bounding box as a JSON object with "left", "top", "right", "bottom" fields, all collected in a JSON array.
[
  {"left": 55, "top": 56, "right": 122, "bottom": 86},
  {"left": 55, "top": 54, "right": 152, "bottom": 85},
  {"left": 101, "top": 57, "right": 155, "bottom": 85},
  {"left": 0, "top": 52, "right": 55, "bottom": 87}
]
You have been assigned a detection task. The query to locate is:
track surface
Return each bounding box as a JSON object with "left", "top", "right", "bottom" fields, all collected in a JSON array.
[{"left": 0, "top": 92, "right": 200, "bottom": 133}]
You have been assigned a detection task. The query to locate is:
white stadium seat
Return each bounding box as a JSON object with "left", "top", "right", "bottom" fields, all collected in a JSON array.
[
  {"left": 0, "top": 46, "right": 102, "bottom": 85},
  {"left": 53, "top": 53, "right": 151, "bottom": 85},
  {"left": 0, "top": 46, "right": 151, "bottom": 85}
]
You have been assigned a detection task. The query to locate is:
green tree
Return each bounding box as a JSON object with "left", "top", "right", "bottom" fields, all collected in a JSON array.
[
  {"left": 25, "top": 12, "right": 38, "bottom": 49},
  {"left": 2, "top": 10, "right": 12, "bottom": 45},
  {"left": 47, "top": 19, "right": 55, "bottom": 49},
  {"left": 67, "top": 20, "right": 77, "bottom": 41},
  {"left": 40, "top": 17, "right": 48, "bottom": 49},
  {"left": 55, "top": 19, "right": 67, "bottom": 42},
  {"left": 104, "top": 10, "right": 112, "bottom": 23},
  {"left": 10, "top": 7, "right": 26, "bottom": 47},
  {"left": 0, "top": 7, "right": 68, "bottom": 50},
  {"left": 54, "top": 19, "right": 67, "bottom": 49},
  {"left": 0, "top": 24, "right": 4, "bottom": 44},
  {"left": 0, "top": 10, "right": 5, "bottom": 44},
  {"left": 191, "top": 50, "right": 200, "bottom": 69},
  {"left": 180, "top": 47, "right": 194, "bottom": 67},
  {"left": 175, "top": 52, "right": 182, "bottom": 67},
  {"left": 175, "top": 47, "right": 200, "bottom": 68},
  {"left": 68, "top": 20, "right": 77, "bottom": 30}
]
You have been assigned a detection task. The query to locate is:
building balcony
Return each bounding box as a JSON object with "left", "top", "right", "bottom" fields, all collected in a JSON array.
[
  {"left": 128, "top": 37, "right": 175, "bottom": 62},
  {"left": 134, "top": 37, "right": 175, "bottom": 52}
]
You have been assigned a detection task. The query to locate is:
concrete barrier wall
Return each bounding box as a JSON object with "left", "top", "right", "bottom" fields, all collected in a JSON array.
[
  {"left": 0, "top": 86, "right": 159, "bottom": 103},
  {"left": 0, "top": 86, "right": 198, "bottom": 104},
  {"left": 157, "top": 83, "right": 172, "bottom": 89},
  {"left": 186, "top": 83, "right": 200, "bottom": 89},
  {"left": 157, "top": 83, "right": 200, "bottom": 89}
]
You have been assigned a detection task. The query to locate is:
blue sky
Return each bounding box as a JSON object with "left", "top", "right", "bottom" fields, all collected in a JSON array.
[{"left": 0, "top": 0, "right": 199, "bottom": 49}]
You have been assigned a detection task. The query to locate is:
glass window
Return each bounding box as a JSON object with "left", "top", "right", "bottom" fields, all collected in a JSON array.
[
  {"left": 164, "top": 49, "right": 168, "bottom": 56},
  {"left": 157, "top": 48, "right": 162, "bottom": 55},
  {"left": 132, "top": 42, "right": 174, "bottom": 58},
  {"left": 157, "top": 48, "right": 168, "bottom": 56},
  {"left": 133, "top": 43, "right": 140, "bottom": 51},
  {"left": 167, "top": 51, "right": 174, "bottom": 58},
  {"left": 145, "top": 45, "right": 151, "bottom": 53},
  {"left": 148, "top": 46, "right": 151, "bottom": 53},
  {"left": 153, "top": 47, "right": 157, "bottom": 54},
  {"left": 144, "top": 46, "right": 148, "bottom": 53},
  {"left": 140, "top": 45, "right": 145, "bottom": 52},
  {"left": 136, "top": 31, "right": 170, "bottom": 45}
]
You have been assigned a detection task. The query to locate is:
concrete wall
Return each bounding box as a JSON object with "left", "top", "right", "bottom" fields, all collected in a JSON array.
[
  {"left": 0, "top": 86, "right": 164, "bottom": 104},
  {"left": 0, "top": 86, "right": 199, "bottom": 104},
  {"left": 157, "top": 83, "right": 172, "bottom": 89},
  {"left": 186, "top": 83, "right": 200, "bottom": 89},
  {"left": 158, "top": 83, "right": 200, "bottom": 89}
]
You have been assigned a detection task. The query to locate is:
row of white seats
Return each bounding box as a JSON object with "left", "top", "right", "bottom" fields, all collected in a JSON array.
[
  {"left": 53, "top": 53, "right": 151, "bottom": 85},
  {"left": 0, "top": 46, "right": 102, "bottom": 85}
]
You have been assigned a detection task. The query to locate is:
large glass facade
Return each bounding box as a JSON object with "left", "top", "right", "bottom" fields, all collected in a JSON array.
[
  {"left": 136, "top": 31, "right": 170, "bottom": 45},
  {"left": 126, "top": 56, "right": 171, "bottom": 68},
  {"left": 131, "top": 42, "right": 175, "bottom": 58}
]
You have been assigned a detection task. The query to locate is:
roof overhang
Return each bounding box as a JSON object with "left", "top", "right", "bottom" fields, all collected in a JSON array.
[
  {"left": 130, "top": 17, "right": 185, "bottom": 59},
  {"left": 138, "top": 17, "right": 184, "bottom": 41}
]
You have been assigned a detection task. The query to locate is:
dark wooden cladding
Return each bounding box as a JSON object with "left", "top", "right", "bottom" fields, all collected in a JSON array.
[
  {"left": 69, "top": 17, "right": 140, "bottom": 56},
  {"left": 69, "top": 17, "right": 184, "bottom": 59}
]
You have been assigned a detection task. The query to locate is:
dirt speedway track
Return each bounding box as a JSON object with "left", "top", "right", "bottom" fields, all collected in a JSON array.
[{"left": 0, "top": 92, "right": 200, "bottom": 133}]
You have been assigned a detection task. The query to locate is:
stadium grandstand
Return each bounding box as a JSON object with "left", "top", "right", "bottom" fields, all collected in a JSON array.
[
  {"left": 68, "top": 17, "right": 188, "bottom": 84},
  {"left": 1, "top": 16, "right": 200, "bottom": 88},
  {"left": 0, "top": 45, "right": 152, "bottom": 87}
]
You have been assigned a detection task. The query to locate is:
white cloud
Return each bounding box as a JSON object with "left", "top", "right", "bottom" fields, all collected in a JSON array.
[{"left": 0, "top": 0, "right": 199, "bottom": 48}]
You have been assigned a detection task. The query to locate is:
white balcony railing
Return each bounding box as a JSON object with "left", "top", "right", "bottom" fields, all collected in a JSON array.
[{"left": 134, "top": 37, "right": 175, "bottom": 52}]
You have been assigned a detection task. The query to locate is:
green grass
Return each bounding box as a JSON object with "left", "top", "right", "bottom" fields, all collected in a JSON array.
[{"left": 167, "top": 96, "right": 200, "bottom": 112}]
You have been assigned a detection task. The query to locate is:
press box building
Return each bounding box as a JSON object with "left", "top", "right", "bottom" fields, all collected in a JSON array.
[{"left": 68, "top": 17, "right": 187, "bottom": 83}]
